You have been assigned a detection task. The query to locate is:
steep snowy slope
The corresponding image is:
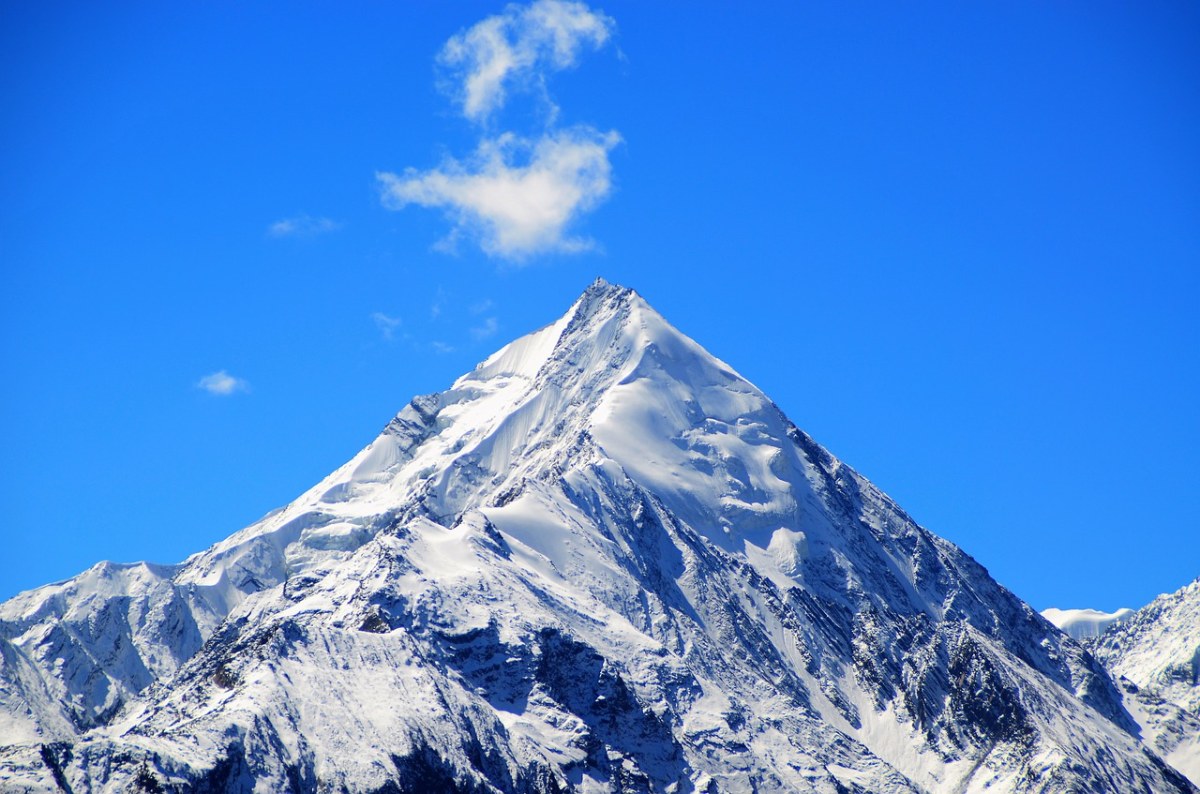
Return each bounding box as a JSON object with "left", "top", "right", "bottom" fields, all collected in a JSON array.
[
  {"left": 1, "top": 280, "right": 1194, "bottom": 793},
  {"left": 1091, "top": 578, "right": 1200, "bottom": 716},
  {"left": 1087, "top": 578, "right": 1200, "bottom": 784}
]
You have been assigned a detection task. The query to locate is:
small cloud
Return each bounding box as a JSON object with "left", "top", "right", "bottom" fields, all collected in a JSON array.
[
  {"left": 371, "top": 311, "right": 402, "bottom": 341},
  {"left": 431, "top": 341, "right": 456, "bottom": 354},
  {"left": 378, "top": 127, "right": 619, "bottom": 261},
  {"left": 470, "top": 316, "right": 499, "bottom": 341},
  {"left": 439, "top": 0, "right": 615, "bottom": 123},
  {"left": 470, "top": 298, "right": 495, "bottom": 315},
  {"left": 431, "top": 287, "right": 447, "bottom": 319},
  {"left": 431, "top": 230, "right": 462, "bottom": 257},
  {"left": 197, "top": 370, "right": 249, "bottom": 396},
  {"left": 267, "top": 214, "right": 342, "bottom": 238}
]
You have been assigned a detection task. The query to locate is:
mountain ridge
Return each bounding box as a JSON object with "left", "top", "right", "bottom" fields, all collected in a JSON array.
[
  {"left": 1083, "top": 576, "right": 1200, "bottom": 783},
  {"left": 1, "top": 279, "right": 1194, "bottom": 793}
]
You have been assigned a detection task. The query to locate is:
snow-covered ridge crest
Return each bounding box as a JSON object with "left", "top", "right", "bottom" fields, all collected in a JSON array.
[{"left": 2, "top": 279, "right": 1196, "bottom": 792}]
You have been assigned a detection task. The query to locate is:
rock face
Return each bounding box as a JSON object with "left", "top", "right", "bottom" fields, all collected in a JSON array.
[
  {"left": 1086, "top": 578, "right": 1200, "bottom": 786},
  {"left": 1, "top": 280, "right": 1195, "bottom": 793}
]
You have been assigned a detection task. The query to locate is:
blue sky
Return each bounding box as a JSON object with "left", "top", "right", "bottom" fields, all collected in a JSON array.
[{"left": 1, "top": 2, "right": 1197, "bottom": 612}]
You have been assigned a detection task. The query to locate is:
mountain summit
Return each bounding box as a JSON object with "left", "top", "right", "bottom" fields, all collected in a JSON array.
[{"left": 1, "top": 280, "right": 1194, "bottom": 792}]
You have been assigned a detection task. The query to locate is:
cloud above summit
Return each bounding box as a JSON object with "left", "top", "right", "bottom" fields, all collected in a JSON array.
[
  {"left": 438, "top": 0, "right": 615, "bottom": 123},
  {"left": 379, "top": 0, "right": 619, "bottom": 262},
  {"left": 379, "top": 129, "right": 619, "bottom": 259}
]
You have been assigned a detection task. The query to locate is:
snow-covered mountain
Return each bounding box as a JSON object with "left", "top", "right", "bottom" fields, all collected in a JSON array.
[
  {"left": 1085, "top": 578, "right": 1200, "bottom": 784},
  {"left": 1, "top": 280, "right": 1195, "bottom": 793},
  {"left": 1090, "top": 578, "right": 1200, "bottom": 718},
  {"left": 1041, "top": 607, "right": 1134, "bottom": 641}
]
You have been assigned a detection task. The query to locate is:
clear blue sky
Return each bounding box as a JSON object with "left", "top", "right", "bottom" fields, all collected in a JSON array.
[{"left": 2, "top": 2, "right": 1197, "bottom": 612}]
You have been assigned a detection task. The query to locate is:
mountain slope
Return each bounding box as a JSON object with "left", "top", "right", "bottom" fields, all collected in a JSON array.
[
  {"left": 1090, "top": 578, "right": 1200, "bottom": 717},
  {"left": 1, "top": 280, "right": 1194, "bottom": 793},
  {"left": 1087, "top": 578, "right": 1200, "bottom": 784}
]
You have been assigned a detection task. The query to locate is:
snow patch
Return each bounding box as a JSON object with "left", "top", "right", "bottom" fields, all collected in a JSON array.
[{"left": 1041, "top": 607, "right": 1135, "bottom": 641}]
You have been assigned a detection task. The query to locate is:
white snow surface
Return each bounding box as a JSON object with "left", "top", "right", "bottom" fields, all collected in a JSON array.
[
  {"left": 1081, "top": 577, "right": 1200, "bottom": 786},
  {"left": 1041, "top": 607, "right": 1135, "bottom": 641},
  {"left": 1089, "top": 578, "right": 1200, "bottom": 715},
  {"left": 1, "top": 279, "right": 1195, "bottom": 793}
]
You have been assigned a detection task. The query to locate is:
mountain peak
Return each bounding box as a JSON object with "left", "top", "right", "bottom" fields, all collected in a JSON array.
[
  {"left": 568, "top": 276, "right": 636, "bottom": 324},
  {"left": 2, "top": 282, "right": 1194, "bottom": 793},
  {"left": 584, "top": 274, "right": 617, "bottom": 292}
]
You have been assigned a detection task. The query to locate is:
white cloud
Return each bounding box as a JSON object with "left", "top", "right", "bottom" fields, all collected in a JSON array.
[
  {"left": 378, "top": 128, "right": 619, "bottom": 260},
  {"left": 470, "top": 298, "right": 495, "bottom": 315},
  {"left": 382, "top": 1, "right": 620, "bottom": 259},
  {"left": 431, "top": 341, "right": 456, "bottom": 354},
  {"left": 470, "top": 317, "right": 500, "bottom": 341},
  {"left": 197, "top": 370, "right": 249, "bottom": 396},
  {"left": 267, "top": 214, "right": 342, "bottom": 238},
  {"left": 371, "top": 311, "right": 402, "bottom": 340},
  {"left": 440, "top": 0, "right": 614, "bottom": 123}
]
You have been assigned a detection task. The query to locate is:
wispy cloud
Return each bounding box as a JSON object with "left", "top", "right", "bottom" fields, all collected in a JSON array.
[
  {"left": 440, "top": 0, "right": 615, "bottom": 124},
  {"left": 370, "top": 311, "right": 402, "bottom": 341},
  {"left": 470, "top": 298, "right": 495, "bottom": 315},
  {"left": 431, "top": 341, "right": 456, "bottom": 354},
  {"left": 470, "top": 316, "right": 500, "bottom": 341},
  {"left": 197, "top": 370, "right": 249, "bottom": 396},
  {"left": 431, "top": 287, "right": 448, "bottom": 319},
  {"left": 267, "top": 214, "right": 342, "bottom": 238},
  {"left": 379, "top": 128, "right": 619, "bottom": 260},
  {"left": 381, "top": 0, "right": 619, "bottom": 262}
]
